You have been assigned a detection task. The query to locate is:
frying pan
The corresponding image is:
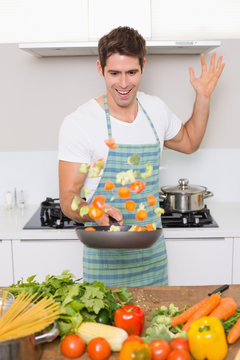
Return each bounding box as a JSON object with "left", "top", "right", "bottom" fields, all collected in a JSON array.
[{"left": 75, "top": 225, "right": 162, "bottom": 249}]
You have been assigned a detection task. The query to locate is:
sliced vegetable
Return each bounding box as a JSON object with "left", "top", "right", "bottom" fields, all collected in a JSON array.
[
  {"left": 188, "top": 316, "right": 228, "bottom": 360},
  {"left": 85, "top": 227, "right": 96, "bottom": 231},
  {"left": 114, "top": 304, "right": 145, "bottom": 336},
  {"left": 136, "top": 204, "right": 148, "bottom": 221},
  {"left": 118, "top": 187, "right": 131, "bottom": 199},
  {"left": 105, "top": 138, "right": 118, "bottom": 149},
  {"left": 155, "top": 207, "right": 165, "bottom": 216},
  {"left": 125, "top": 200, "right": 136, "bottom": 212},
  {"left": 89, "top": 206, "right": 103, "bottom": 219},
  {"left": 116, "top": 169, "right": 135, "bottom": 186},
  {"left": 89, "top": 159, "right": 104, "bottom": 178},
  {"left": 119, "top": 341, "right": 151, "bottom": 360},
  {"left": 129, "top": 180, "right": 146, "bottom": 194},
  {"left": 146, "top": 223, "right": 157, "bottom": 231},
  {"left": 128, "top": 153, "right": 140, "bottom": 165},
  {"left": 60, "top": 334, "right": 85, "bottom": 359},
  {"left": 71, "top": 196, "right": 81, "bottom": 211},
  {"left": 147, "top": 195, "right": 157, "bottom": 207},
  {"left": 79, "top": 205, "right": 89, "bottom": 218},
  {"left": 182, "top": 293, "right": 221, "bottom": 332},
  {"left": 78, "top": 322, "right": 128, "bottom": 351},
  {"left": 93, "top": 158, "right": 104, "bottom": 169},
  {"left": 79, "top": 163, "right": 90, "bottom": 174},
  {"left": 82, "top": 187, "right": 91, "bottom": 197},
  {"left": 209, "top": 297, "right": 237, "bottom": 321},
  {"left": 104, "top": 181, "right": 115, "bottom": 190},
  {"left": 87, "top": 337, "right": 111, "bottom": 360},
  {"left": 92, "top": 195, "right": 106, "bottom": 209},
  {"left": 108, "top": 225, "right": 120, "bottom": 232},
  {"left": 141, "top": 162, "right": 153, "bottom": 179}
]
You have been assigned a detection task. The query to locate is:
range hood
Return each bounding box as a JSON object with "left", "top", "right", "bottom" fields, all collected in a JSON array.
[{"left": 19, "top": 40, "right": 221, "bottom": 57}]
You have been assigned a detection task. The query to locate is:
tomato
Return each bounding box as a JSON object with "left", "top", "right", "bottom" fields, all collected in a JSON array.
[
  {"left": 105, "top": 138, "right": 118, "bottom": 149},
  {"left": 60, "top": 334, "right": 85, "bottom": 359},
  {"left": 123, "top": 335, "right": 144, "bottom": 344},
  {"left": 169, "top": 338, "right": 190, "bottom": 352},
  {"left": 125, "top": 200, "right": 136, "bottom": 211},
  {"left": 89, "top": 206, "right": 103, "bottom": 219},
  {"left": 85, "top": 227, "right": 96, "bottom": 231},
  {"left": 87, "top": 337, "right": 111, "bottom": 360},
  {"left": 96, "top": 308, "right": 110, "bottom": 324},
  {"left": 118, "top": 186, "right": 131, "bottom": 199},
  {"left": 136, "top": 209, "right": 148, "bottom": 221},
  {"left": 104, "top": 181, "right": 115, "bottom": 190},
  {"left": 129, "top": 181, "right": 146, "bottom": 194},
  {"left": 92, "top": 195, "right": 106, "bottom": 208},
  {"left": 167, "top": 349, "right": 191, "bottom": 360},
  {"left": 150, "top": 339, "right": 171, "bottom": 360},
  {"left": 147, "top": 195, "right": 157, "bottom": 206}
]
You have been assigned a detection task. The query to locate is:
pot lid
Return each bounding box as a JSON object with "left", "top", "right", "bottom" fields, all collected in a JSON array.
[{"left": 161, "top": 178, "right": 207, "bottom": 194}]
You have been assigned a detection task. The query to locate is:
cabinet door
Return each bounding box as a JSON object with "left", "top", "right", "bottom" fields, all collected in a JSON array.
[
  {"left": 89, "top": 0, "right": 151, "bottom": 40},
  {"left": 12, "top": 240, "right": 83, "bottom": 283},
  {"left": 166, "top": 237, "right": 233, "bottom": 286},
  {"left": 0, "top": 240, "right": 13, "bottom": 286},
  {"left": 233, "top": 238, "right": 240, "bottom": 284}
]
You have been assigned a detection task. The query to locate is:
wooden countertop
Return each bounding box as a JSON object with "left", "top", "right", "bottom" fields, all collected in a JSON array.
[{"left": 40, "top": 285, "right": 240, "bottom": 360}]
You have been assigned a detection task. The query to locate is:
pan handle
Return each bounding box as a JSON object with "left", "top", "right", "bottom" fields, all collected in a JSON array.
[
  {"left": 203, "top": 191, "right": 213, "bottom": 199},
  {"left": 159, "top": 192, "right": 167, "bottom": 200},
  {"left": 34, "top": 322, "right": 59, "bottom": 345}
]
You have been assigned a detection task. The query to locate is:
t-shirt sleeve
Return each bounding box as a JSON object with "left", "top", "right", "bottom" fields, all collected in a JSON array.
[
  {"left": 163, "top": 102, "right": 182, "bottom": 141},
  {"left": 58, "top": 114, "right": 91, "bottom": 164}
]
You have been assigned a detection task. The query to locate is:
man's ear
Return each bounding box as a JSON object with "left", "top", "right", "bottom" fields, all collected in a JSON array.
[
  {"left": 141, "top": 58, "right": 146, "bottom": 73},
  {"left": 96, "top": 60, "right": 104, "bottom": 76}
]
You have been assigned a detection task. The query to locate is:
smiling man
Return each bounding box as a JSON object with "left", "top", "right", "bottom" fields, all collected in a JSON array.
[{"left": 58, "top": 26, "right": 224, "bottom": 287}]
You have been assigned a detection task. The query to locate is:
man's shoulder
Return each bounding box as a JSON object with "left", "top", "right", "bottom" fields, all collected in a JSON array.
[
  {"left": 137, "top": 91, "right": 167, "bottom": 109},
  {"left": 64, "top": 99, "right": 101, "bottom": 124}
]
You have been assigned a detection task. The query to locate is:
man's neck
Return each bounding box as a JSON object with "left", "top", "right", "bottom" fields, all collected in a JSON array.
[{"left": 96, "top": 95, "right": 138, "bottom": 123}]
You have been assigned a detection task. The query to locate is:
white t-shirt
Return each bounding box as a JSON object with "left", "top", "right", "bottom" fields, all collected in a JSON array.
[{"left": 58, "top": 91, "right": 182, "bottom": 199}]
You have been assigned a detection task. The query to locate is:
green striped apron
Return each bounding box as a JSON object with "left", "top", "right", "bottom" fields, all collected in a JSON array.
[{"left": 83, "top": 95, "right": 168, "bottom": 286}]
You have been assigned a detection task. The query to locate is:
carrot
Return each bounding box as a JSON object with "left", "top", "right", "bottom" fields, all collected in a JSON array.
[
  {"left": 171, "top": 297, "right": 209, "bottom": 327},
  {"left": 209, "top": 297, "right": 237, "bottom": 321},
  {"left": 227, "top": 318, "right": 240, "bottom": 344},
  {"left": 182, "top": 293, "right": 221, "bottom": 332}
]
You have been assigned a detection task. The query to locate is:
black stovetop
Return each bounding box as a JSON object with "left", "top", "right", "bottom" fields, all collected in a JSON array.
[{"left": 23, "top": 197, "right": 218, "bottom": 230}]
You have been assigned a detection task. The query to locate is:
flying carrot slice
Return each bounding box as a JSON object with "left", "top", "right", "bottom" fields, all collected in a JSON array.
[
  {"left": 92, "top": 195, "right": 106, "bottom": 208},
  {"left": 89, "top": 206, "right": 103, "bottom": 219},
  {"left": 105, "top": 138, "right": 118, "bottom": 149},
  {"left": 118, "top": 187, "right": 131, "bottom": 199},
  {"left": 146, "top": 224, "right": 155, "bottom": 231},
  {"left": 129, "top": 181, "right": 146, "bottom": 194},
  {"left": 104, "top": 181, "right": 115, "bottom": 190},
  {"left": 147, "top": 195, "right": 157, "bottom": 206},
  {"left": 134, "top": 226, "right": 146, "bottom": 232},
  {"left": 125, "top": 200, "right": 136, "bottom": 212},
  {"left": 136, "top": 209, "right": 148, "bottom": 221},
  {"left": 85, "top": 227, "right": 96, "bottom": 231}
]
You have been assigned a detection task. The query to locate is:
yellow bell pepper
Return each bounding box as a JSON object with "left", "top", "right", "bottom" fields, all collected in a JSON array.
[{"left": 188, "top": 316, "right": 228, "bottom": 360}]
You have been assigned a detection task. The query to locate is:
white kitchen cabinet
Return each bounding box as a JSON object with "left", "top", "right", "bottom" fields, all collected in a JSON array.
[
  {"left": 232, "top": 238, "right": 240, "bottom": 284},
  {"left": 0, "top": 240, "right": 13, "bottom": 286},
  {"left": 165, "top": 237, "right": 233, "bottom": 286},
  {"left": 88, "top": 0, "right": 151, "bottom": 40},
  {"left": 12, "top": 239, "right": 83, "bottom": 283}
]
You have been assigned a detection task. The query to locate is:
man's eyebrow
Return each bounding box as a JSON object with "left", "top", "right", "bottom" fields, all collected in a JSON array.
[{"left": 107, "top": 69, "right": 140, "bottom": 73}]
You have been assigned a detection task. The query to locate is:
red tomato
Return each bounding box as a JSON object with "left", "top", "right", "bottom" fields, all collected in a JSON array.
[
  {"left": 150, "top": 339, "right": 171, "bottom": 360},
  {"left": 105, "top": 138, "right": 118, "bottom": 149},
  {"left": 92, "top": 195, "right": 106, "bottom": 208},
  {"left": 118, "top": 187, "right": 131, "bottom": 199},
  {"left": 104, "top": 181, "right": 115, "bottom": 190},
  {"left": 123, "top": 335, "right": 144, "bottom": 344},
  {"left": 87, "top": 337, "right": 111, "bottom": 360},
  {"left": 60, "top": 334, "right": 85, "bottom": 359},
  {"left": 129, "top": 181, "right": 146, "bottom": 194},
  {"left": 167, "top": 349, "right": 191, "bottom": 360},
  {"left": 169, "top": 338, "right": 190, "bottom": 352},
  {"left": 125, "top": 200, "right": 136, "bottom": 211},
  {"left": 136, "top": 209, "right": 148, "bottom": 221},
  {"left": 89, "top": 206, "right": 103, "bottom": 219}
]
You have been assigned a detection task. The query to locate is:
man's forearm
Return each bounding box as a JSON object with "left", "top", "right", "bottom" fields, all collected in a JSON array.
[
  {"left": 184, "top": 94, "right": 210, "bottom": 152},
  {"left": 60, "top": 194, "right": 92, "bottom": 223}
]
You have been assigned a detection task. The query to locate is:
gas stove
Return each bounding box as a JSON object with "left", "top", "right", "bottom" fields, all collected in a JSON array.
[{"left": 23, "top": 197, "right": 218, "bottom": 229}]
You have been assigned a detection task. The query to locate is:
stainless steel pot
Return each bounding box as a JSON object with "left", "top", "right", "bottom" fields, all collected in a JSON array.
[
  {"left": 159, "top": 178, "right": 213, "bottom": 213},
  {"left": 0, "top": 322, "right": 59, "bottom": 360}
]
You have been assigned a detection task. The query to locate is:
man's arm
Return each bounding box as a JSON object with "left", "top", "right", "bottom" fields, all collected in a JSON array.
[
  {"left": 59, "top": 160, "right": 123, "bottom": 225},
  {"left": 164, "top": 52, "right": 225, "bottom": 154}
]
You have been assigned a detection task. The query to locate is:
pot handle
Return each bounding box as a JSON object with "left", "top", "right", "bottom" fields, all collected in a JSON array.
[
  {"left": 34, "top": 322, "right": 59, "bottom": 345},
  {"left": 159, "top": 192, "right": 167, "bottom": 200},
  {"left": 203, "top": 191, "right": 214, "bottom": 199}
]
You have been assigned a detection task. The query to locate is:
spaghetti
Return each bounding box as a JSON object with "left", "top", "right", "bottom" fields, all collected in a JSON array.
[{"left": 0, "top": 291, "right": 61, "bottom": 341}]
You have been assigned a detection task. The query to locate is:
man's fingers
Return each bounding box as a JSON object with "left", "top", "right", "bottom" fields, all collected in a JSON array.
[
  {"left": 209, "top": 52, "right": 216, "bottom": 73},
  {"left": 200, "top": 53, "right": 207, "bottom": 73},
  {"left": 189, "top": 67, "right": 195, "bottom": 82}
]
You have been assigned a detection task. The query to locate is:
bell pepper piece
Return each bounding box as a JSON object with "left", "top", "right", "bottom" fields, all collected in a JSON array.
[
  {"left": 188, "top": 316, "right": 228, "bottom": 360},
  {"left": 119, "top": 340, "right": 151, "bottom": 360},
  {"left": 114, "top": 305, "right": 144, "bottom": 336}
]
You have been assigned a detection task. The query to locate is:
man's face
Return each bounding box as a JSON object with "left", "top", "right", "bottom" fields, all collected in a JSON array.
[{"left": 97, "top": 53, "right": 145, "bottom": 108}]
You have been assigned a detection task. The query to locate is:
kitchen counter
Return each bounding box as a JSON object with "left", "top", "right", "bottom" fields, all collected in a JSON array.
[
  {"left": 1, "top": 201, "right": 240, "bottom": 240},
  {"left": 40, "top": 284, "right": 240, "bottom": 359}
]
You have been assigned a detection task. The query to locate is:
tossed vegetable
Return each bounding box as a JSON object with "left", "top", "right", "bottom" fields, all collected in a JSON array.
[
  {"left": 147, "top": 195, "right": 157, "bottom": 206},
  {"left": 188, "top": 316, "right": 228, "bottom": 360},
  {"left": 114, "top": 305, "right": 145, "bottom": 336},
  {"left": 105, "top": 138, "right": 118, "bottom": 149},
  {"left": 71, "top": 196, "right": 81, "bottom": 211},
  {"left": 129, "top": 180, "right": 146, "bottom": 194},
  {"left": 92, "top": 195, "right": 106, "bottom": 209},
  {"left": 104, "top": 181, "right": 115, "bottom": 190},
  {"left": 128, "top": 153, "right": 140, "bottom": 165},
  {"left": 141, "top": 162, "right": 153, "bottom": 179},
  {"left": 118, "top": 186, "right": 131, "bottom": 199},
  {"left": 136, "top": 203, "right": 148, "bottom": 221},
  {"left": 89, "top": 206, "right": 103, "bottom": 219},
  {"left": 125, "top": 200, "right": 136, "bottom": 212}
]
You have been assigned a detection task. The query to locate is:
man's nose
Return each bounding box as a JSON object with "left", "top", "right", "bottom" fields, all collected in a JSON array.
[{"left": 119, "top": 74, "right": 128, "bottom": 88}]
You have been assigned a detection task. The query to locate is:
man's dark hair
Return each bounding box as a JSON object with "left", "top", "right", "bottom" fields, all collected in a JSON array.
[{"left": 98, "top": 26, "right": 146, "bottom": 74}]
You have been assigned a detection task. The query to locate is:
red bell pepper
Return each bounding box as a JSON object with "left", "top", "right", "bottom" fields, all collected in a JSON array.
[{"left": 114, "top": 305, "right": 144, "bottom": 336}]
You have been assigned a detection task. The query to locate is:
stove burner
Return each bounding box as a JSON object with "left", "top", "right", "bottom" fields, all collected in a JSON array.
[
  {"left": 161, "top": 205, "right": 218, "bottom": 228},
  {"left": 40, "top": 197, "right": 77, "bottom": 229}
]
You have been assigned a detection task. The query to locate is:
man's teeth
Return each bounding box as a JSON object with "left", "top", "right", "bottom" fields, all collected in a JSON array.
[{"left": 117, "top": 90, "right": 130, "bottom": 95}]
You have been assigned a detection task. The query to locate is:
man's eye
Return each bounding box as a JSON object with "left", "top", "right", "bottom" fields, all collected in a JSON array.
[
  {"left": 129, "top": 71, "right": 137, "bottom": 75},
  {"left": 110, "top": 72, "right": 118, "bottom": 76}
]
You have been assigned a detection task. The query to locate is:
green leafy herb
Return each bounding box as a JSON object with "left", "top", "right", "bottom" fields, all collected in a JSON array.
[{"left": 221, "top": 307, "right": 240, "bottom": 335}]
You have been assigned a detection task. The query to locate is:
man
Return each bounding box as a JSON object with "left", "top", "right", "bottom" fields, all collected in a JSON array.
[{"left": 58, "top": 27, "right": 225, "bottom": 286}]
